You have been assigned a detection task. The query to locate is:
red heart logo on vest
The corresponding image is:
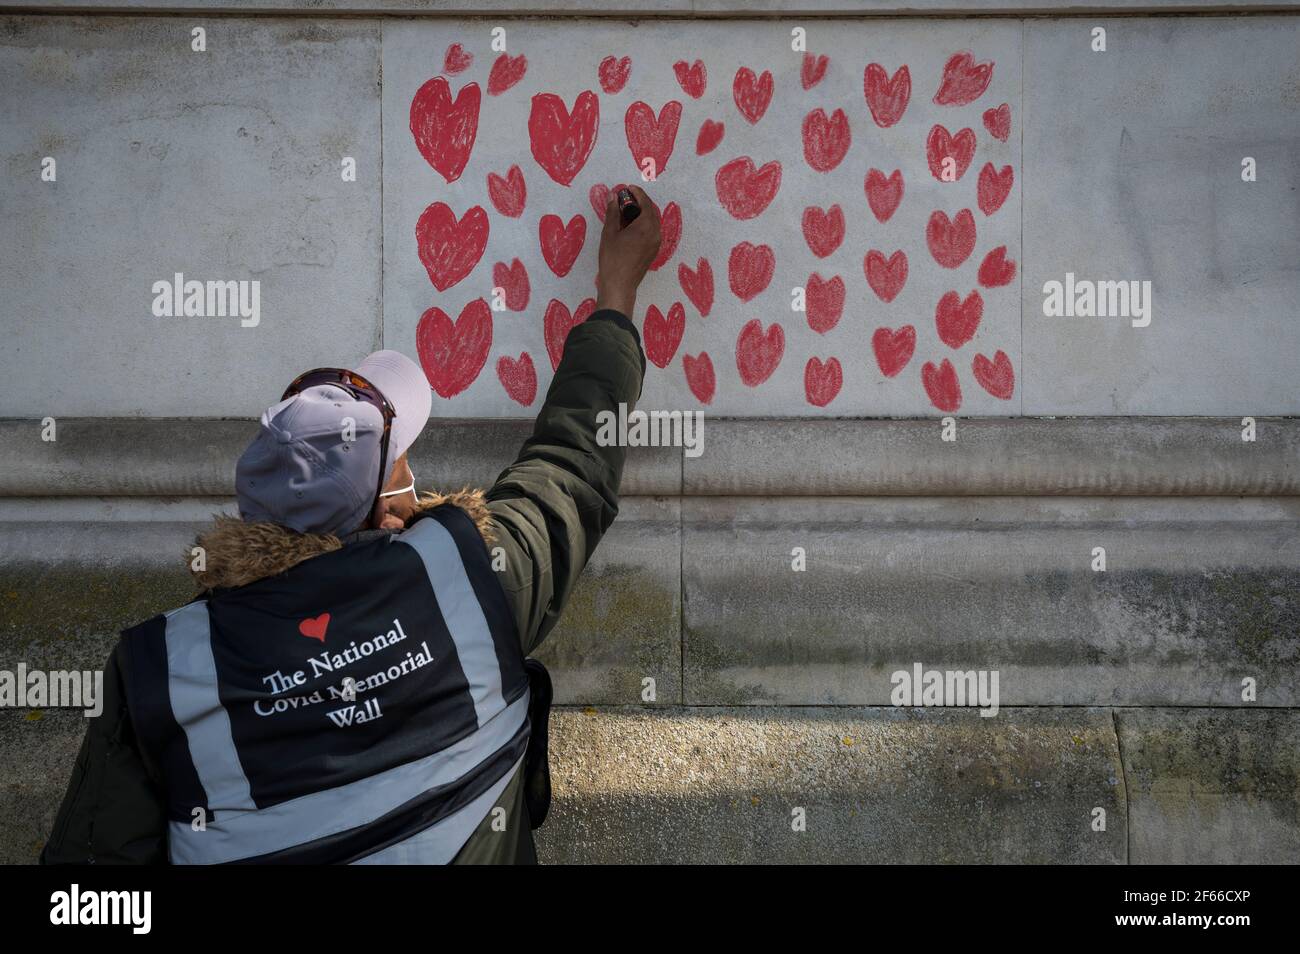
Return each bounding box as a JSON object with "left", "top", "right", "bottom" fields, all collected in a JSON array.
[
  {"left": 678, "top": 258, "right": 714, "bottom": 317},
  {"left": 416, "top": 299, "right": 493, "bottom": 398},
  {"left": 409, "top": 78, "right": 480, "bottom": 185},
  {"left": 299, "top": 613, "right": 330, "bottom": 642},
  {"left": 625, "top": 101, "right": 682, "bottom": 179},
  {"left": 863, "top": 63, "right": 911, "bottom": 128},
  {"left": 416, "top": 202, "right": 488, "bottom": 291},
  {"left": 733, "top": 67, "right": 773, "bottom": 125},
  {"left": 934, "top": 51, "right": 994, "bottom": 107},
  {"left": 598, "top": 55, "right": 631, "bottom": 95},
  {"left": 716, "top": 157, "right": 782, "bottom": 220},
  {"left": 872, "top": 325, "right": 916, "bottom": 378},
  {"left": 528, "top": 90, "right": 599, "bottom": 186},
  {"left": 735, "top": 319, "right": 784, "bottom": 387},
  {"left": 487, "top": 53, "right": 528, "bottom": 96}
]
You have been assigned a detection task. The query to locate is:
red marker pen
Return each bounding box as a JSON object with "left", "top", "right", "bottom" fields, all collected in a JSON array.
[{"left": 616, "top": 187, "right": 641, "bottom": 227}]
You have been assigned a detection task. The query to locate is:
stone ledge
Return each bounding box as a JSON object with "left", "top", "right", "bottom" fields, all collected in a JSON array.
[
  {"left": 1, "top": 2, "right": 1295, "bottom": 14},
  {"left": 4, "top": 417, "right": 1296, "bottom": 498}
]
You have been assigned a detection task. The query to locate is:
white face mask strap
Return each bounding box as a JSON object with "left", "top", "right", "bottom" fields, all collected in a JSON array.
[{"left": 379, "top": 480, "right": 416, "bottom": 499}]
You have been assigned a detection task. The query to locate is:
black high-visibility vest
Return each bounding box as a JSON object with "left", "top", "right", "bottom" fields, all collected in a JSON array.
[{"left": 119, "top": 506, "right": 529, "bottom": 864}]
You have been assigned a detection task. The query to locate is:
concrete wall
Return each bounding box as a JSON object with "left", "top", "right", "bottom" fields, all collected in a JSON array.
[{"left": 1, "top": 9, "right": 1297, "bottom": 864}]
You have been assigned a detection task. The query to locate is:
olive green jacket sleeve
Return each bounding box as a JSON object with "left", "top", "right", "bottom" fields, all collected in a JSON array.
[
  {"left": 40, "top": 644, "right": 168, "bottom": 865},
  {"left": 485, "top": 309, "right": 646, "bottom": 655}
]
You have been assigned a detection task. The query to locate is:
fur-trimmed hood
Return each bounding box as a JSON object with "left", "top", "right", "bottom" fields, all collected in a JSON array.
[{"left": 189, "top": 488, "right": 494, "bottom": 591}]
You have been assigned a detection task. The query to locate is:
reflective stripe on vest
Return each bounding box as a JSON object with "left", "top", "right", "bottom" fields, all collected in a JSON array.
[{"left": 150, "top": 511, "right": 527, "bottom": 865}]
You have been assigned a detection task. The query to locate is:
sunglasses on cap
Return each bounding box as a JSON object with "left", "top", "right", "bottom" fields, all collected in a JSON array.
[{"left": 281, "top": 368, "right": 396, "bottom": 520}]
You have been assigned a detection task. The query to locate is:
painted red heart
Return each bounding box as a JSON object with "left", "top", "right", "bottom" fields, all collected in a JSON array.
[
  {"left": 410, "top": 77, "right": 480, "bottom": 184},
  {"left": 972, "top": 350, "right": 1015, "bottom": 400},
  {"left": 696, "top": 119, "right": 725, "bottom": 156},
  {"left": 865, "top": 168, "right": 904, "bottom": 223},
  {"left": 543, "top": 297, "right": 596, "bottom": 371},
  {"left": 927, "top": 125, "right": 976, "bottom": 182},
  {"left": 922, "top": 358, "right": 962, "bottom": 412},
  {"left": 416, "top": 202, "right": 488, "bottom": 291},
  {"left": 804, "top": 357, "right": 843, "bottom": 408},
  {"left": 935, "top": 290, "right": 984, "bottom": 349},
  {"left": 625, "top": 100, "right": 682, "bottom": 179},
  {"left": 802, "top": 108, "right": 851, "bottom": 173},
  {"left": 643, "top": 302, "right": 686, "bottom": 369},
  {"left": 528, "top": 90, "right": 599, "bottom": 186},
  {"left": 598, "top": 55, "right": 631, "bottom": 94},
  {"left": 493, "top": 259, "right": 530, "bottom": 312},
  {"left": 865, "top": 250, "right": 909, "bottom": 303},
  {"left": 497, "top": 352, "right": 537, "bottom": 406},
  {"left": 733, "top": 67, "right": 773, "bottom": 125},
  {"left": 926, "top": 209, "right": 976, "bottom": 269},
  {"left": 728, "top": 242, "right": 775, "bottom": 303},
  {"left": 443, "top": 43, "right": 472, "bottom": 76},
  {"left": 934, "top": 51, "right": 993, "bottom": 107},
  {"left": 977, "top": 245, "right": 1017, "bottom": 288},
  {"left": 715, "top": 157, "right": 782, "bottom": 220},
  {"left": 978, "top": 162, "right": 1014, "bottom": 215},
  {"left": 683, "top": 352, "right": 716, "bottom": 404},
  {"left": 983, "top": 103, "right": 1011, "bottom": 142},
  {"left": 487, "top": 53, "right": 527, "bottom": 96},
  {"left": 416, "top": 298, "right": 493, "bottom": 399},
  {"left": 486, "top": 165, "right": 526, "bottom": 218},
  {"left": 588, "top": 182, "right": 615, "bottom": 222},
  {"left": 678, "top": 258, "right": 714, "bottom": 317},
  {"left": 650, "top": 201, "right": 681, "bottom": 271},
  {"left": 863, "top": 63, "right": 911, "bottom": 128},
  {"left": 801, "top": 204, "right": 844, "bottom": 258},
  {"left": 538, "top": 214, "right": 587, "bottom": 278},
  {"left": 735, "top": 320, "right": 784, "bottom": 387},
  {"left": 805, "top": 273, "right": 845, "bottom": 334},
  {"left": 872, "top": 325, "right": 916, "bottom": 378},
  {"left": 801, "top": 53, "right": 829, "bottom": 90},
  {"left": 298, "top": 613, "right": 330, "bottom": 642},
  {"left": 674, "top": 59, "right": 707, "bottom": 99}
]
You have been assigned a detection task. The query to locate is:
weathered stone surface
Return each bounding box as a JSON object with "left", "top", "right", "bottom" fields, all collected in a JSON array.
[
  {"left": 536, "top": 706, "right": 1126, "bottom": 863},
  {"left": 682, "top": 496, "right": 1300, "bottom": 705},
  {"left": 1117, "top": 708, "right": 1300, "bottom": 864},
  {"left": 0, "top": 17, "right": 383, "bottom": 418}
]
